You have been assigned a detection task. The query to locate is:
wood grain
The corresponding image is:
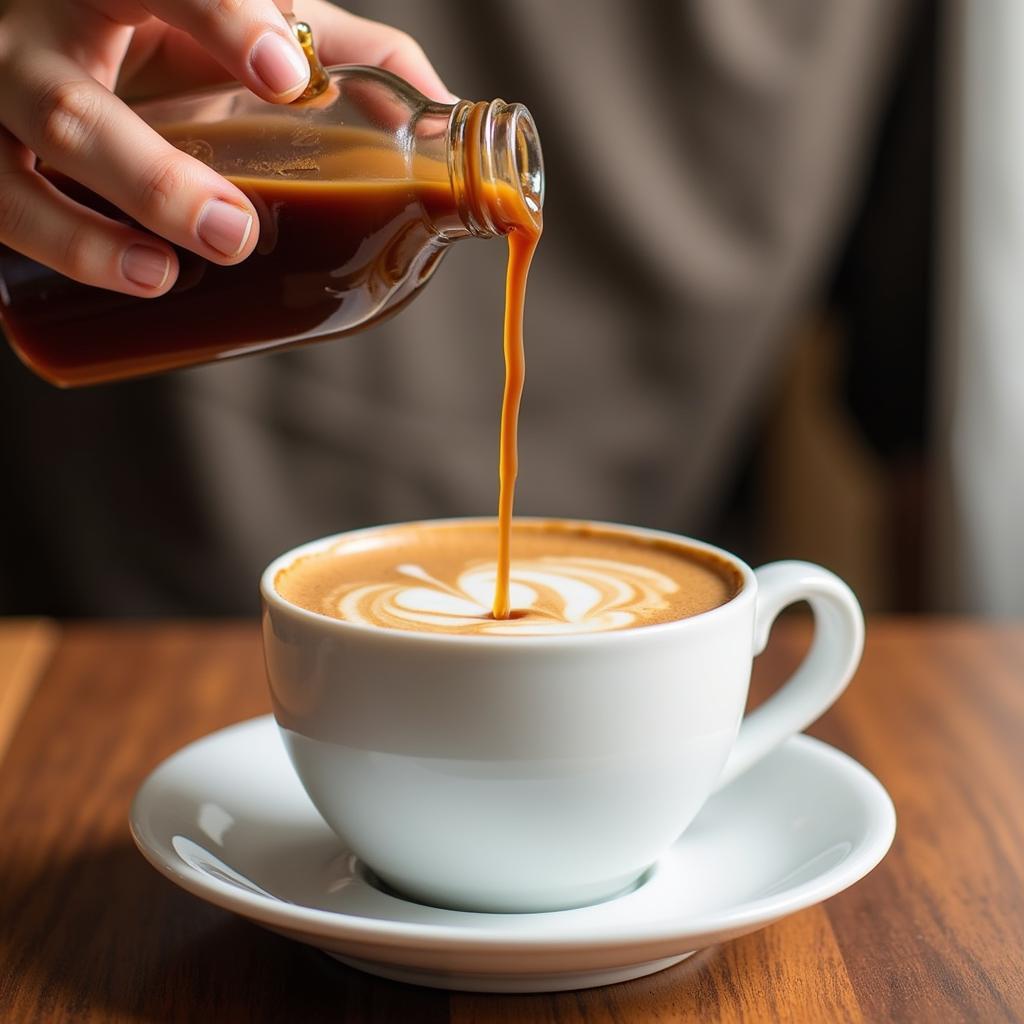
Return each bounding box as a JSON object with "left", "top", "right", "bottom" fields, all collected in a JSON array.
[
  {"left": 0, "top": 618, "right": 58, "bottom": 767},
  {"left": 0, "top": 619, "right": 1021, "bottom": 1023}
]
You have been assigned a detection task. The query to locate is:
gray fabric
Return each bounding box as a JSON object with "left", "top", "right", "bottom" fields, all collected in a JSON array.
[
  {"left": 932, "top": 0, "right": 1024, "bottom": 614},
  {"left": 0, "top": 0, "right": 911, "bottom": 615}
]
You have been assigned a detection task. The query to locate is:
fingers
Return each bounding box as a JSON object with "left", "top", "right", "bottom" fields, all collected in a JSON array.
[
  {"left": 0, "top": 0, "right": 452, "bottom": 300},
  {"left": 120, "top": 2, "right": 457, "bottom": 105},
  {"left": 298, "top": 0, "right": 457, "bottom": 103},
  {"left": 0, "top": 51, "right": 259, "bottom": 265},
  {"left": 139, "top": 0, "right": 310, "bottom": 102},
  {"left": 0, "top": 130, "right": 178, "bottom": 295}
]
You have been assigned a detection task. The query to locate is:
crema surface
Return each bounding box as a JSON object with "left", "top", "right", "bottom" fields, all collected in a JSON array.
[{"left": 275, "top": 521, "right": 741, "bottom": 636}]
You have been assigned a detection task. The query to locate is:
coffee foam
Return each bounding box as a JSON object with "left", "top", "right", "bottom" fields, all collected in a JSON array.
[{"left": 275, "top": 521, "right": 741, "bottom": 637}]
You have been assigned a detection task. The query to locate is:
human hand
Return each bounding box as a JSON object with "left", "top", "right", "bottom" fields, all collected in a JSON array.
[{"left": 0, "top": 0, "right": 453, "bottom": 296}]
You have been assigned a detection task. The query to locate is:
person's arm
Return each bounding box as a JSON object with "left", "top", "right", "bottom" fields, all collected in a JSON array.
[{"left": 0, "top": 0, "right": 453, "bottom": 296}]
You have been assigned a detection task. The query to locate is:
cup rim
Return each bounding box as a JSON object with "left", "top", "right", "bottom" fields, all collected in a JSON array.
[{"left": 260, "top": 517, "right": 756, "bottom": 647}]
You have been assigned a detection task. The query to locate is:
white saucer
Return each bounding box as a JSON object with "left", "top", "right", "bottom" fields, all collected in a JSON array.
[{"left": 130, "top": 716, "right": 895, "bottom": 993}]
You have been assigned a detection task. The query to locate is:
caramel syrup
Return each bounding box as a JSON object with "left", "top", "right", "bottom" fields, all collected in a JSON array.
[{"left": 0, "top": 117, "right": 540, "bottom": 622}]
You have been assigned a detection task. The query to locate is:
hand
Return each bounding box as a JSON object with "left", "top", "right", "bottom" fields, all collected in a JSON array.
[{"left": 0, "top": 0, "right": 453, "bottom": 296}]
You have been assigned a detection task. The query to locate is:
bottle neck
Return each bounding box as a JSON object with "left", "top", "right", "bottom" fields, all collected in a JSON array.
[{"left": 447, "top": 100, "right": 544, "bottom": 239}]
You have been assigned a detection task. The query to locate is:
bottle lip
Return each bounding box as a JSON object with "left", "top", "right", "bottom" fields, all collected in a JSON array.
[
  {"left": 506, "top": 103, "right": 545, "bottom": 226},
  {"left": 448, "top": 99, "right": 544, "bottom": 238}
]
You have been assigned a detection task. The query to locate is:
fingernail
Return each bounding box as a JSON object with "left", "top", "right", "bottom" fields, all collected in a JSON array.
[
  {"left": 198, "top": 199, "right": 253, "bottom": 257},
  {"left": 122, "top": 244, "right": 170, "bottom": 289},
  {"left": 251, "top": 31, "right": 310, "bottom": 97}
]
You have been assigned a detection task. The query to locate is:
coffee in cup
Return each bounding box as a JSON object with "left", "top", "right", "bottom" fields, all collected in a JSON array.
[
  {"left": 262, "top": 518, "right": 863, "bottom": 913},
  {"left": 274, "top": 519, "right": 742, "bottom": 636}
]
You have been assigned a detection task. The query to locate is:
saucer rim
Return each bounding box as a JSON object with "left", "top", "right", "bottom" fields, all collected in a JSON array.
[{"left": 130, "top": 716, "right": 896, "bottom": 954}]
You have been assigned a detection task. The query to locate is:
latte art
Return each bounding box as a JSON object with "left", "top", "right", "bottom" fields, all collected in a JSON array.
[
  {"left": 335, "top": 556, "right": 681, "bottom": 635},
  {"left": 275, "top": 520, "right": 741, "bottom": 637}
]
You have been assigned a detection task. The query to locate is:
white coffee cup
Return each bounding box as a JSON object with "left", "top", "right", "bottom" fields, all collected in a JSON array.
[{"left": 261, "top": 518, "right": 863, "bottom": 913}]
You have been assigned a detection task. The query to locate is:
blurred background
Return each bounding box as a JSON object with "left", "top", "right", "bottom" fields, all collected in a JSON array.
[{"left": 1, "top": 0, "right": 1020, "bottom": 618}]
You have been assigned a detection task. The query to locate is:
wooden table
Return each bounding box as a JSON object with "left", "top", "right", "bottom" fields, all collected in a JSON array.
[{"left": 0, "top": 618, "right": 1022, "bottom": 1023}]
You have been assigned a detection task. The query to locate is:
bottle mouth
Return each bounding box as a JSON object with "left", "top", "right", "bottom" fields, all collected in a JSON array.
[
  {"left": 508, "top": 105, "right": 544, "bottom": 223},
  {"left": 449, "top": 99, "right": 545, "bottom": 237}
]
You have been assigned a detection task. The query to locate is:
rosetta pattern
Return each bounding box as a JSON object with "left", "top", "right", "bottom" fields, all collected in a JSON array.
[{"left": 324, "top": 557, "right": 681, "bottom": 635}]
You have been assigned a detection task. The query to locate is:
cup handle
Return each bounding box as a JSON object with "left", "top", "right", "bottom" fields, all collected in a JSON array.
[{"left": 714, "top": 561, "right": 864, "bottom": 790}]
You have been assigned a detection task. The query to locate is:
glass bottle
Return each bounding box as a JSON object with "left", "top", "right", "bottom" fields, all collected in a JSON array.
[{"left": 0, "top": 48, "right": 544, "bottom": 387}]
